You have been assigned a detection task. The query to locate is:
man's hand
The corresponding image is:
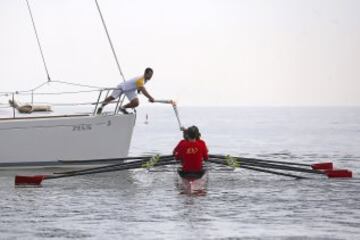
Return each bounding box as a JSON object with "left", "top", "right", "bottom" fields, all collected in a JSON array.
[
  {"left": 97, "top": 107, "right": 103, "bottom": 115},
  {"left": 148, "top": 97, "right": 155, "bottom": 103}
]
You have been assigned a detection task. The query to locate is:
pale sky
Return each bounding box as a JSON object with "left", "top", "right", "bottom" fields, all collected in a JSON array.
[{"left": 0, "top": 0, "right": 359, "bottom": 106}]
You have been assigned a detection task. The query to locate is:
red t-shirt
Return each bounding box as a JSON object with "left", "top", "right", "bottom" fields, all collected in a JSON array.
[
  {"left": 173, "top": 139, "right": 208, "bottom": 172},
  {"left": 173, "top": 139, "right": 187, "bottom": 156}
]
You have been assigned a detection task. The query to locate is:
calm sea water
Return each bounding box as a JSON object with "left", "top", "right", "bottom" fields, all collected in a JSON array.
[{"left": 1, "top": 107, "right": 359, "bottom": 239}]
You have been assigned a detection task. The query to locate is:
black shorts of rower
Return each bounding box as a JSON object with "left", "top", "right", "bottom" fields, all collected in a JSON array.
[{"left": 177, "top": 169, "right": 206, "bottom": 179}]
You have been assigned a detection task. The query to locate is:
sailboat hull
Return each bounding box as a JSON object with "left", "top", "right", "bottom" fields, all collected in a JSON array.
[{"left": 0, "top": 114, "right": 135, "bottom": 167}]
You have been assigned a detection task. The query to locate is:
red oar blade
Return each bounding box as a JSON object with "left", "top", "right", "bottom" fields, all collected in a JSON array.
[
  {"left": 325, "top": 169, "right": 352, "bottom": 178},
  {"left": 311, "top": 162, "right": 333, "bottom": 170},
  {"left": 15, "top": 175, "right": 46, "bottom": 186}
]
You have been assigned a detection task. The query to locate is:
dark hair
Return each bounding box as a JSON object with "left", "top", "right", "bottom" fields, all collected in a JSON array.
[
  {"left": 145, "top": 68, "right": 153, "bottom": 74},
  {"left": 187, "top": 126, "right": 201, "bottom": 140},
  {"left": 182, "top": 128, "right": 189, "bottom": 140}
]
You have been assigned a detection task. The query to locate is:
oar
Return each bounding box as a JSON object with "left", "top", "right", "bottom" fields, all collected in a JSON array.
[
  {"left": 15, "top": 159, "right": 178, "bottom": 186},
  {"left": 210, "top": 157, "right": 325, "bottom": 175},
  {"left": 210, "top": 156, "right": 352, "bottom": 178},
  {"left": 153, "top": 99, "right": 184, "bottom": 131},
  {"left": 172, "top": 104, "right": 184, "bottom": 131},
  {"left": 54, "top": 155, "right": 174, "bottom": 175},
  {"left": 210, "top": 154, "right": 333, "bottom": 170},
  {"left": 208, "top": 159, "right": 306, "bottom": 179},
  {"left": 58, "top": 154, "right": 173, "bottom": 165}
]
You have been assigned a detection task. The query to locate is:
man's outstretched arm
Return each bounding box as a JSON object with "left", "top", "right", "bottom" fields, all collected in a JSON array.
[{"left": 139, "top": 87, "right": 155, "bottom": 102}]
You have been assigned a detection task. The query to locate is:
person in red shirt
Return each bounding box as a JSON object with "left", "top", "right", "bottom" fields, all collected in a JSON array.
[{"left": 173, "top": 126, "right": 208, "bottom": 176}]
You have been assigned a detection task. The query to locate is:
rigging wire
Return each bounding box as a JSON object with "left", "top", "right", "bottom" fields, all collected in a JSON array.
[
  {"left": 0, "top": 82, "right": 108, "bottom": 97},
  {"left": 94, "top": 0, "right": 126, "bottom": 82},
  {"left": 24, "top": 1, "right": 126, "bottom": 91},
  {"left": 2, "top": 1, "right": 128, "bottom": 114},
  {"left": 94, "top": 0, "right": 127, "bottom": 112},
  {"left": 51, "top": 80, "right": 104, "bottom": 89},
  {"left": 25, "top": 0, "right": 51, "bottom": 82},
  {"left": 16, "top": 89, "right": 106, "bottom": 96}
]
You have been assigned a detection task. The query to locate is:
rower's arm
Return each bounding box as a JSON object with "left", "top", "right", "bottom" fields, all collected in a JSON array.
[
  {"left": 138, "top": 87, "right": 154, "bottom": 102},
  {"left": 203, "top": 144, "right": 209, "bottom": 160}
]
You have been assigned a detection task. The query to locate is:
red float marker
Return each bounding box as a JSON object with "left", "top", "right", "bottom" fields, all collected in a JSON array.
[
  {"left": 325, "top": 169, "right": 352, "bottom": 178},
  {"left": 15, "top": 175, "right": 45, "bottom": 186},
  {"left": 311, "top": 162, "right": 333, "bottom": 170}
]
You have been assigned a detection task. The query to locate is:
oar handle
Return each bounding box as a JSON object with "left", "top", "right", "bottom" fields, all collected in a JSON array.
[{"left": 154, "top": 100, "right": 174, "bottom": 104}]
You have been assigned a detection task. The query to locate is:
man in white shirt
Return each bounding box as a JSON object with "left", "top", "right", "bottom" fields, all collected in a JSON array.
[{"left": 97, "top": 68, "right": 155, "bottom": 114}]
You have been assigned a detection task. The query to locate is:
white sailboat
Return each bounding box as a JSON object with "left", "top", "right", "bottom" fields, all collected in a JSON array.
[
  {"left": 0, "top": 112, "right": 135, "bottom": 167},
  {"left": 0, "top": 0, "right": 135, "bottom": 168}
]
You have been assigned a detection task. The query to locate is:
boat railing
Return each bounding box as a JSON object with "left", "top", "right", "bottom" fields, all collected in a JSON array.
[{"left": 0, "top": 86, "right": 127, "bottom": 120}]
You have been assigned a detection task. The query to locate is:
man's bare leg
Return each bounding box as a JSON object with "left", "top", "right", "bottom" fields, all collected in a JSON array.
[
  {"left": 122, "top": 98, "right": 139, "bottom": 109},
  {"left": 118, "top": 98, "right": 139, "bottom": 114},
  {"left": 102, "top": 96, "right": 115, "bottom": 106},
  {"left": 97, "top": 96, "right": 115, "bottom": 114}
]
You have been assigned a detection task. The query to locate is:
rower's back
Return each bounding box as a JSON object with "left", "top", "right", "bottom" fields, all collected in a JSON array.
[{"left": 174, "top": 126, "right": 208, "bottom": 173}]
